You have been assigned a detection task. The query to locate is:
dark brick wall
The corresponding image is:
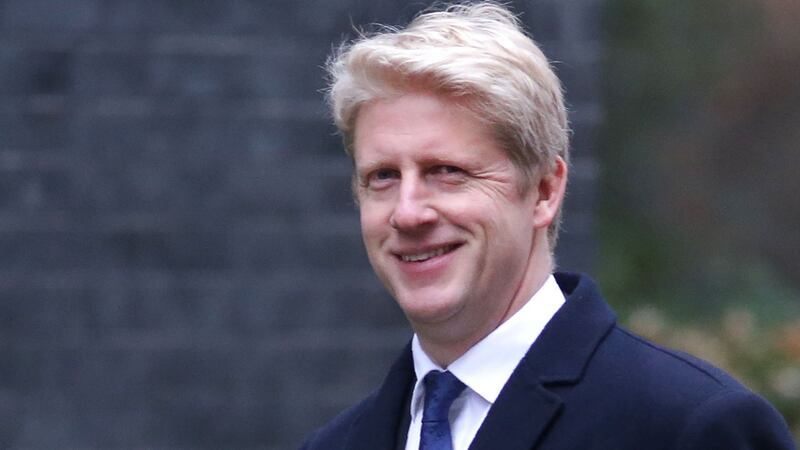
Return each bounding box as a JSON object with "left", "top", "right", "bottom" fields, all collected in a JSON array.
[{"left": 0, "top": 1, "right": 603, "bottom": 448}]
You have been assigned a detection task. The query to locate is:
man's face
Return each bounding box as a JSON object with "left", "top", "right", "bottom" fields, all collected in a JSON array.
[{"left": 353, "top": 91, "right": 548, "bottom": 348}]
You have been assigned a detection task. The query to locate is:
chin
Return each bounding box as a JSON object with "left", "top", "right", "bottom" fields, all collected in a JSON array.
[{"left": 395, "top": 289, "right": 465, "bottom": 326}]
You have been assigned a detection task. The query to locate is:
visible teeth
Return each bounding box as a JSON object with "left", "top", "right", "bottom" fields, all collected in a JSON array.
[{"left": 401, "top": 246, "right": 451, "bottom": 262}]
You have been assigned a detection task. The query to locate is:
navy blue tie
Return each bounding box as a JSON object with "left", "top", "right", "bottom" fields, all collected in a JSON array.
[{"left": 420, "top": 370, "right": 466, "bottom": 450}]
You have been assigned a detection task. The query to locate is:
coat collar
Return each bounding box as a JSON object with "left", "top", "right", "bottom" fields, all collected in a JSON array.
[
  {"left": 344, "top": 342, "right": 415, "bottom": 450},
  {"left": 469, "top": 272, "right": 617, "bottom": 450},
  {"left": 344, "top": 272, "right": 616, "bottom": 450}
]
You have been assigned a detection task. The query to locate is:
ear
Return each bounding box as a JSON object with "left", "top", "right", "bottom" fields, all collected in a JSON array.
[{"left": 532, "top": 156, "right": 568, "bottom": 229}]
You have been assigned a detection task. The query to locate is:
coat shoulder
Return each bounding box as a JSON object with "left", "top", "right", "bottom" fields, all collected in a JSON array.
[
  {"left": 575, "top": 325, "right": 796, "bottom": 449},
  {"left": 593, "top": 324, "right": 758, "bottom": 411},
  {"left": 300, "top": 392, "right": 376, "bottom": 450},
  {"left": 610, "top": 325, "right": 743, "bottom": 391}
]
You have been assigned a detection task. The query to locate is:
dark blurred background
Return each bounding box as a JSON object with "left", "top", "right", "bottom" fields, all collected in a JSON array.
[
  {"left": 600, "top": 0, "right": 800, "bottom": 436},
  {"left": 0, "top": 0, "right": 796, "bottom": 449}
]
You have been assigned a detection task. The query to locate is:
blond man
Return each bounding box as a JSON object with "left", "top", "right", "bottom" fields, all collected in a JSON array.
[{"left": 302, "top": 3, "right": 795, "bottom": 449}]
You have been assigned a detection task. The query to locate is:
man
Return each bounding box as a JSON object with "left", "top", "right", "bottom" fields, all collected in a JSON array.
[{"left": 303, "top": 2, "right": 796, "bottom": 449}]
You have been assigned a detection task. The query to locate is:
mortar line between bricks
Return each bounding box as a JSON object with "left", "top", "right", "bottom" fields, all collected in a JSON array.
[{"left": 0, "top": 326, "right": 412, "bottom": 352}]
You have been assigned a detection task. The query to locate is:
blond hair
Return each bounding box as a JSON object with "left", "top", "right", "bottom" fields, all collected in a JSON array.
[{"left": 326, "top": 2, "right": 569, "bottom": 244}]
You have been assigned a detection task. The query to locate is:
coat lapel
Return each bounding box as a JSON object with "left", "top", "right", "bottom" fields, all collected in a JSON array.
[
  {"left": 340, "top": 273, "right": 616, "bottom": 450},
  {"left": 469, "top": 273, "right": 617, "bottom": 450},
  {"left": 345, "top": 343, "right": 415, "bottom": 450},
  {"left": 468, "top": 368, "right": 563, "bottom": 450}
]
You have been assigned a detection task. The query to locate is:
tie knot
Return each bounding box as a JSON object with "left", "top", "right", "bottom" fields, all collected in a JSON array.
[{"left": 422, "top": 371, "right": 466, "bottom": 423}]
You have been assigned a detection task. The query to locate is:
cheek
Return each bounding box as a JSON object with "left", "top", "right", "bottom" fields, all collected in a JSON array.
[
  {"left": 471, "top": 201, "right": 535, "bottom": 248},
  {"left": 442, "top": 193, "right": 516, "bottom": 227},
  {"left": 359, "top": 203, "right": 388, "bottom": 239}
]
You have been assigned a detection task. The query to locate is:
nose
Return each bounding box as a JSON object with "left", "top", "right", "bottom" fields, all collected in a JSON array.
[{"left": 389, "top": 176, "right": 438, "bottom": 231}]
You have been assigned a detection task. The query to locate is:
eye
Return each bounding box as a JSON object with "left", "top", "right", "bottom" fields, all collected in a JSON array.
[
  {"left": 374, "top": 168, "right": 398, "bottom": 180},
  {"left": 362, "top": 168, "right": 399, "bottom": 189}
]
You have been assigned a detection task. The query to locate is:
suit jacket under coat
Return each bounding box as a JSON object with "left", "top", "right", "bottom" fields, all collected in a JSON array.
[{"left": 302, "top": 272, "right": 796, "bottom": 449}]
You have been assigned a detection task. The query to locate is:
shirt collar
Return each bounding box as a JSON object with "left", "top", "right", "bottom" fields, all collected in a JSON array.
[{"left": 410, "top": 274, "right": 566, "bottom": 411}]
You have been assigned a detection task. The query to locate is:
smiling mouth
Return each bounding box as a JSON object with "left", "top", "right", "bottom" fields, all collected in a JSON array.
[{"left": 398, "top": 244, "right": 459, "bottom": 263}]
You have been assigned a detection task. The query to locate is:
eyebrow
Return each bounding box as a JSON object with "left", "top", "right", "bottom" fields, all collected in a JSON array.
[{"left": 353, "top": 159, "right": 385, "bottom": 177}]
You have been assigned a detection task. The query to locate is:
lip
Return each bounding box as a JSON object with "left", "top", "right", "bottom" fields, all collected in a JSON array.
[{"left": 391, "top": 242, "right": 463, "bottom": 275}]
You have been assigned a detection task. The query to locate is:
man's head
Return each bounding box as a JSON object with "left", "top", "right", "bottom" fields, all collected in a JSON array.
[
  {"left": 325, "top": 2, "right": 569, "bottom": 364},
  {"left": 326, "top": 2, "right": 569, "bottom": 246}
]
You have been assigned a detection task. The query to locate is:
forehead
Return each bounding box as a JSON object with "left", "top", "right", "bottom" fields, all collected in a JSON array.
[{"left": 352, "top": 92, "right": 501, "bottom": 165}]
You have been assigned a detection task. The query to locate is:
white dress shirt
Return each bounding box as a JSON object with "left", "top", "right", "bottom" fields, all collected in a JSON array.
[{"left": 404, "top": 275, "right": 566, "bottom": 450}]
